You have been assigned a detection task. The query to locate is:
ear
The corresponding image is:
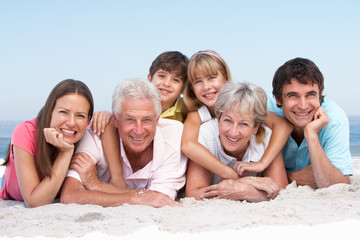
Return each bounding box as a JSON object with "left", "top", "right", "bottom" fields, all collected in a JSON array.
[
  {"left": 112, "top": 115, "right": 119, "bottom": 128},
  {"left": 275, "top": 97, "right": 282, "bottom": 107},
  {"left": 147, "top": 73, "right": 152, "bottom": 82},
  {"left": 253, "top": 124, "right": 260, "bottom": 134}
]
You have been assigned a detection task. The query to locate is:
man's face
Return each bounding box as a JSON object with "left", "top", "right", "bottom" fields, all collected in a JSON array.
[
  {"left": 276, "top": 78, "right": 321, "bottom": 133},
  {"left": 114, "top": 97, "right": 158, "bottom": 155}
]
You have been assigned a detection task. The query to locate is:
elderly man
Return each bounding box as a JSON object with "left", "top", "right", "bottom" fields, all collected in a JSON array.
[
  {"left": 268, "top": 57, "right": 353, "bottom": 188},
  {"left": 61, "top": 78, "right": 187, "bottom": 207}
]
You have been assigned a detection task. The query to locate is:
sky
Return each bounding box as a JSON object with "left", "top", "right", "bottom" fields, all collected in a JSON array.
[{"left": 1, "top": 0, "right": 359, "bottom": 121}]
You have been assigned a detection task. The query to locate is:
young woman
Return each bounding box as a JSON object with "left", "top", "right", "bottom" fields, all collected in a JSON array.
[{"left": 0, "top": 79, "right": 109, "bottom": 207}]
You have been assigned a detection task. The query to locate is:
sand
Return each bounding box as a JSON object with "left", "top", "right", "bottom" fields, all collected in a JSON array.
[{"left": 1, "top": 157, "right": 359, "bottom": 240}]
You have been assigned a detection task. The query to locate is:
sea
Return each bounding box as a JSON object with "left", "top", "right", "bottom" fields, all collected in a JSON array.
[{"left": 1, "top": 116, "right": 360, "bottom": 160}]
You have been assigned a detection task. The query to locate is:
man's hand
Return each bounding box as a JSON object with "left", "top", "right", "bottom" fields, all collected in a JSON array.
[
  {"left": 304, "top": 107, "right": 329, "bottom": 137},
  {"left": 70, "top": 152, "right": 100, "bottom": 190},
  {"left": 136, "top": 190, "right": 182, "bottom": 208}
]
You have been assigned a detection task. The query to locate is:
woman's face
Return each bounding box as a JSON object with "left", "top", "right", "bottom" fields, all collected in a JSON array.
[
  {"left": 49, "top": 93, "right": 90, "bottom": 145},
  {"left": 191, "top": 69, "right": 227, "bottom": 109},
  {"left": 218, "top": 104, "right": 259, "bottom": 158}
]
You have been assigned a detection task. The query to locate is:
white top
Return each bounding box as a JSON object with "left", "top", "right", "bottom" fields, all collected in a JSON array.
[
  {"left": 198, "top": 119, "right": 272, "bottom": 184},
  {"left": 67, "top": 118, "right": 188, "bottom": 199},
  {"left": 197, "top": 105, "right": 212, "bottom": 123}
]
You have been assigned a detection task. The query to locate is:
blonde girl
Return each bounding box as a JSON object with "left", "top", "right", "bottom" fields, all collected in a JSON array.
[{"left": 182, "top": 50, "right": 292, "bottom": 181}]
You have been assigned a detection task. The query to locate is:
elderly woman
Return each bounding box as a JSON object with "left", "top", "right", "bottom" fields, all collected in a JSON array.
[{"left": 185, "top": 82, "right": 288, "bottom": 202}]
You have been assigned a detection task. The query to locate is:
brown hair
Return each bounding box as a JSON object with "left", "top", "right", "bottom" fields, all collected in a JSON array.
[
  {"left": 2, "top": 79, "right": 94, "bottom": 178},
  {"left": 149, "top": 51, "right": 189, "bottom": 83},
  {"left": 272, "top": 57, "right": 325, "bottom": 106}
]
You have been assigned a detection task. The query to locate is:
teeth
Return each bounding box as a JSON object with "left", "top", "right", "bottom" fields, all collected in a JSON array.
[
  {"left": 295, "top": 112, "right": 308, "bottom": 116},
  {"left": 132, "top": 137, "right": 144, "bottom": 141},
  {"left": 204, "top": 93, "right": 215, "bottom": 98},
  {"left": 227, "top": 136, "right": 240, "bottom": 142},
  {"left": 61, "top": 129, "right": 75, "bottom": 135}
]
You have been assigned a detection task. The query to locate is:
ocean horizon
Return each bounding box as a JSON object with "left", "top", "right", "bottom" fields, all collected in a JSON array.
[{"left": 1, "top": 115, "right": 360, "bottom": 160}]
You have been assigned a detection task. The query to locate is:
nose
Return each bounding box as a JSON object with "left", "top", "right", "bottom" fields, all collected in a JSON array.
[
  {"left": 298, "top": 96, "right": 307, "bottom": 109},
  {"left": 163, "top": 77, "right": 171, "bottom": 86},
  {"left": 133, "top": 121, "right": 145, "bottom": 136},
  {"left": 66, "top": 114, "right": 76, "bottom": 127},
  {"left": 229, "top": 124, "right": 240, "bottom": 136}
]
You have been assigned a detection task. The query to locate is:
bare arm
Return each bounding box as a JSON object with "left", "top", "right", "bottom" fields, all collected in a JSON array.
[
  {"left": 14, "top": 129, "right": 74, "bottom": 208},
  {"left": 185, "top": 160, "right": 212, "bottom": 200},
  {"left": 181, "top": 111, "right": 238, "bottom": 180},
  {"left": 65, "top": 152, "right": 180, "bottom": 207},
  {"left": 287, "top": 165, "right": 317, "bottom": 189},
  {"left": 304, "top": 107, "right": 350, "bottom": 188},
  {"left": 100, "top": 118, "right": 126, "bottom": 188}
]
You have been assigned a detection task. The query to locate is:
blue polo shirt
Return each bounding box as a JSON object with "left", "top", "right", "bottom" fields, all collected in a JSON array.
[{"left": 267, "top": 96, "right": 353, "bottom": 175}]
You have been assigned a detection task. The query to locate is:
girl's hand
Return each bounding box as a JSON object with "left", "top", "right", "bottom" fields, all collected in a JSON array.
[
  {"left": 43, "top": 128, "right": 74, "bottom": 152},
  {"left": 91, "top": 111, "right": 112, "bottom": 135},
  {"left": 233, "top": 161, "right": 265, "bottom": 176}
]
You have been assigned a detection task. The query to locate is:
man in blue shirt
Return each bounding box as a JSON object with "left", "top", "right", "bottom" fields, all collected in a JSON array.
[{"left": 268, "top": 57, "right": 353, "bottom": 188}]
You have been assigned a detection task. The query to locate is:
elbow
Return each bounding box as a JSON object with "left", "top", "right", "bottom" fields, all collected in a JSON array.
[{"left": 60, "top": 188, "right": 75, "bottom": 205}]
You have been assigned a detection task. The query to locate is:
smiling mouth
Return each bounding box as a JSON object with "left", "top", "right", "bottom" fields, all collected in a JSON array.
[
  {"left": 203, "top": 92, "right": 216, "bottom": 98},
  {"left": 61, "top": 129, "right": 76, "bottom": 135},
  {"left": 159, "top": 88, "right": 171, "bottom": 94},
  {"left": 131, "top": 136, "right": 145, "bottom": 141},
  {"left": 226, "top": 136, "right": 240, "bottom": 142},
  {"left": 294, "top": 111, "right": 311, "bottom": 116}
]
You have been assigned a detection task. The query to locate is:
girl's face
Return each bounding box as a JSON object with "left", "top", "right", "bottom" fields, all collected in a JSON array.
[
  {"left": 50, "top": 93, "right": 90, "bottom": 145},
  {"left": 218, "top": 104, "right": 259, "bottom": 158},
  {"left": 192, "top": 70, "right": 227, "bottom": 109}
]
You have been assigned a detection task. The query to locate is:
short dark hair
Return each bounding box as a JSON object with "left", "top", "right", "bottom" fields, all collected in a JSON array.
[
  {"left": 149, "top": 51, "right": 188, "bottom": 83},
  {"left": 272, "top": 57, "right": 325, "bottom": 105}
]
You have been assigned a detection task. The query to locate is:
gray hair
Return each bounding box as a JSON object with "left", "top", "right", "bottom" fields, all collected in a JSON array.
[
  {"left": 112, "top": 78, "right": 162, "bottom": 119},
  {"left": 215, "top": 82, "right": 268, "bottom": 127}
]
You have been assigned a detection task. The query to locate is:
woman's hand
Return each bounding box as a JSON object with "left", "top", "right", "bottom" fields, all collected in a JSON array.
[
  {"left": 43, "top": 128, "right": 74, "bottom": 152},
  {"left": 246, "top": 176, "right": 280, "bottom": 199},
  {"left": 91, "top": 111, "right": 112, "bottom": 135}
]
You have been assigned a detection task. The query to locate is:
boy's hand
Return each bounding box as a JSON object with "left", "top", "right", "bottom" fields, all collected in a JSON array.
[
  {"left": 233, "top": 161, "right": 265, "bottom": 176},
  {"left": 91, "top": 111, "right": 112, "bottom": 136}
]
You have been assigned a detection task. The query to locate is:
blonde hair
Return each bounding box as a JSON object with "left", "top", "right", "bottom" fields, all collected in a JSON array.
[
  {"left": 215, "top": 82, "right": 268, "bottom": 144},
  {"left": 183, "top": 50, "right": 231, "bottom": 111}
]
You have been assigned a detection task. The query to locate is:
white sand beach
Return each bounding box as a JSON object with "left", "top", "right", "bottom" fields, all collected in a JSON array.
[{"left": 1, "top": 157, "right": 360, "bottom": 240}]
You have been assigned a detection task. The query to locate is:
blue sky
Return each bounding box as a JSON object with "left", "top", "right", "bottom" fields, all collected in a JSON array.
[{"left": 1, "top": 0, "right": 359, "bottom": 121}]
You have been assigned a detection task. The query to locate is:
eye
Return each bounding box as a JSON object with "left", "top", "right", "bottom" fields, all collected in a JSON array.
[
  {"left": 241, "top": 122, "right": 249, "bottom": 127},
  {"left": 193, "top": 79, "right": 202, "bottom": 85},
  {"left": 76, "top": 114, "right": 87, "bottom": 119},
  {"left": 173, "top": 78, "right": 181, "bottom": 83}
]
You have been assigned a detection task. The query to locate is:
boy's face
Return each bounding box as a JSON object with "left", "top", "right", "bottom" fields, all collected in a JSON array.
[{"left": 148, "top": 69, "right": 184, "bottom": 109}]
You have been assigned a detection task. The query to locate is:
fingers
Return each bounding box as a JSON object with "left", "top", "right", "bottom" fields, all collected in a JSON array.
[
  {"left": 43, "top": 128, "right": 73, "bottom": 151},
  {"left": 92, "top": 111, "right": 112, "bottom": 135}
]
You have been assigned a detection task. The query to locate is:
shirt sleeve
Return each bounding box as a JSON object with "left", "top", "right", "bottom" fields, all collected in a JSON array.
[
  {"left": 321, "top": 116, "right": 353, "bottom": 175},
  {"left": 11, "top": 121, "right": 36, "bottom": 157},
  {"left": 148, "top": 150, "right": 187, "bottom": 199},
  {"left": 66, "top": 127, "right": 103, "bottom": 182}
]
